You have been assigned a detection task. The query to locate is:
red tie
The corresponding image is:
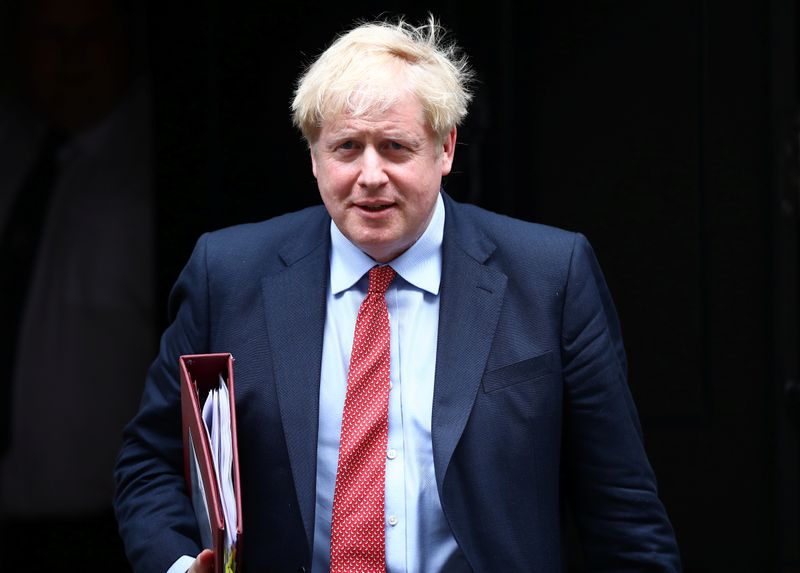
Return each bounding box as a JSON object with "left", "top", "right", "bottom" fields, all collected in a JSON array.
[{"left": 330, "top": 265, "right": 396, "bottom": 573}]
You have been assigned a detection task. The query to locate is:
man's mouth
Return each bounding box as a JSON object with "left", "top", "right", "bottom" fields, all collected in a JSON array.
[{"left": 356, "top": 203, "right": 394, "bottom": 212}]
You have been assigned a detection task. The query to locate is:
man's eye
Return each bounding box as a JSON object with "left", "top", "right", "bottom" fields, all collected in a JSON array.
[
  {"left": 338, "top": 141, "right": 355, "bottom": 150},
  {"left": 388, "top": 142, "right": 405, "bottom": 151}
]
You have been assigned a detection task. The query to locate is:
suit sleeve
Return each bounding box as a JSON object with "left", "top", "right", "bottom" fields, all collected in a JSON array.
[
  {"left": 561, "top": 233, "right": 681, "bottom": 571},
  {"left": 114, "top": 234, "right": 212, "bottom": 573}
]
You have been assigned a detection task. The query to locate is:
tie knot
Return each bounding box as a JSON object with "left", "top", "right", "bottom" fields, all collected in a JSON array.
[{"left": 367, "top": 265, "right": 395, "bottom": 295}]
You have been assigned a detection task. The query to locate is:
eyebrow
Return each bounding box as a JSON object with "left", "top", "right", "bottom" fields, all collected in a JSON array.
[{"left": 323, "top": 128, "right": 423, "bottom": 148}]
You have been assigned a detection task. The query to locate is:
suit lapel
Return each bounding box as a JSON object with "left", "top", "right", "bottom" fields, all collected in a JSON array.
[
  {"left": 432, "top": 198, "right": 507, "bottom": 494},
  {"left": 260, "top": 216, "right": 330, "bottom": 550}
]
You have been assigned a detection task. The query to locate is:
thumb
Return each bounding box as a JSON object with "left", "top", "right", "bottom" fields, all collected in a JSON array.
[{"left": 188, "top": 549, "right": 215, "bottom": 573}]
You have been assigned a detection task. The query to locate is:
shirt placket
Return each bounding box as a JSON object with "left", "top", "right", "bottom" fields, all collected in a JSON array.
[{"left": 384, "top": 285, "right": 407, "bottom": 573}]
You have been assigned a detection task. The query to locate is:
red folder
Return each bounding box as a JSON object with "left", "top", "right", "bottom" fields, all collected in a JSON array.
[{"left": 180, "top": 353, "right": 243, "bottom": 572}]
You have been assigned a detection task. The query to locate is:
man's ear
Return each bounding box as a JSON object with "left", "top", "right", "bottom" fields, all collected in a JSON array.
[
  {"left": 310, "top": 145, "right": 318, "bottom": 179},
  {"left": 440, "top": 127, "right": 457, "bottom": 176}
]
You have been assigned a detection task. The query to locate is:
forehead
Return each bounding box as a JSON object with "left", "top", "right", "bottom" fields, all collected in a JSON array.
[{"left": 319, "top": 91, "right": 431, "bottom": 137}]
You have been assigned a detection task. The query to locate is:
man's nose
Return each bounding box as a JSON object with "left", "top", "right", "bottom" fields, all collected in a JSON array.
[{"left": 357, "top": 147, "right": 389, "bottom": 188}]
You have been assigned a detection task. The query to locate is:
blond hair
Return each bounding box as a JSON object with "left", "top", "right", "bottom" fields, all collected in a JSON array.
[{"left": 292, "top": 16, "right": 473, "bottom": 143}]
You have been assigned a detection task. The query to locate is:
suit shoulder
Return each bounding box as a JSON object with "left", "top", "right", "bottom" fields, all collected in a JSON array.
[
  {"left": 444, "top": 197, "right": 601, "bottom": 293},
  {"left": 205, "top": 204, "right": 328, "bottom": 245},
  {"left": 451, "top": 199, "right": 581, "bottom": 260},
  {"left": 193, "top": 204, "right": 329, "bottom": 273}
]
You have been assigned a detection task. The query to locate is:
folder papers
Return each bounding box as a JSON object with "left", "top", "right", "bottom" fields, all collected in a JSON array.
[{"left": 180, "top": 353, "right": 243, "bottom": 572}]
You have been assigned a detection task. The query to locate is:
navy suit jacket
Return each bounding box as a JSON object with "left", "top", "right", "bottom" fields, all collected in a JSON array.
[{"left": 114, "top": 194, "right": 681, "bottom": 572}]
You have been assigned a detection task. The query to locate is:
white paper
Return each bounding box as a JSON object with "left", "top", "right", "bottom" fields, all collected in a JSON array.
[{"left": 201, "top": 374, "right": 238, "bottom": 560}]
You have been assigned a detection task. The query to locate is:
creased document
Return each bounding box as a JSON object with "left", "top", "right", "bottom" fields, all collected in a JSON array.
[{"left": 202, "top": 374, "right": 238, "bottom": 571}]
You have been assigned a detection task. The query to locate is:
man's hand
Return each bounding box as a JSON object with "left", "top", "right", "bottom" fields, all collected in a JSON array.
[{"left": 187, "top": 549, "right": 215, "bottom": 573}]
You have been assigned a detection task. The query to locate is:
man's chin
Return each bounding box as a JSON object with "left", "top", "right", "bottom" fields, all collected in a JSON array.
[{"left": 352, "top": 236, "right": 409, "bottom": 264}]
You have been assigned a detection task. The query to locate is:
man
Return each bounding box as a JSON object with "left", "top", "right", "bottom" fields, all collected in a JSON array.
[{"left": 114, "top": 17, "right": 681, "bottom": 572}]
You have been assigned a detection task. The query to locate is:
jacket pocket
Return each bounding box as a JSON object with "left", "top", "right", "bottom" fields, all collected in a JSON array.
[{"left": 482, "top": 350, "right": 556, "bottom": 393}]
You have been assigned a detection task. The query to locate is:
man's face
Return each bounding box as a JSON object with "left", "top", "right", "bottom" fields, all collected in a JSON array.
[{"left": 311, "top": 91, "right": 456, "bottom": 263}]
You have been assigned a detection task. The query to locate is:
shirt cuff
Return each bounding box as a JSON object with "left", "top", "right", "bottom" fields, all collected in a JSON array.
[{"left": 166, "top": 555, "right": 197, "bottom": 573}]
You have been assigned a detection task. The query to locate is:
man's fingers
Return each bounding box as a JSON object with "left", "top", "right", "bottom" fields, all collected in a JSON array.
[{"left": 187, "top": 549, "right": 215, "bottom": 573}]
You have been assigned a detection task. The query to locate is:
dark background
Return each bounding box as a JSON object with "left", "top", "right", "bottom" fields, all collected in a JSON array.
[
  {"left": 3, "top": 0, "right": 797, "bottom": 570},
  {"left": 153, "top": 2, "right": 799, "bottom": 569}
]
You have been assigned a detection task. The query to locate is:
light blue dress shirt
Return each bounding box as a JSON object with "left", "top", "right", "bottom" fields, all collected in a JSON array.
[{"left": 312, "top": 194, "right": 467, "bottom": 572}]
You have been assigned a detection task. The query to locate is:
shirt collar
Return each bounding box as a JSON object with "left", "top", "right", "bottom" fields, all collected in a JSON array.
[{"left": 330, "top": 192, "right": 444, "bottom": 296}]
